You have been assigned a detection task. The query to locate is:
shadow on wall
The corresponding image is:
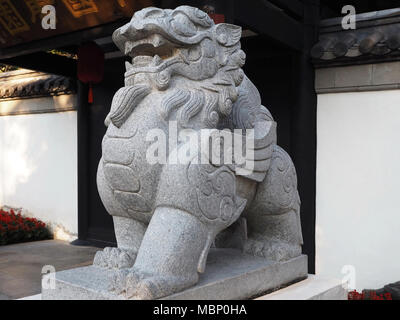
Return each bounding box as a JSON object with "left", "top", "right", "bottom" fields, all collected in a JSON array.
[
  {"left": 0, "top": 112, "right": 43, "bottom": 202},
  {"left": 0, "top": 102, "right": 78, "bottom": 238}
]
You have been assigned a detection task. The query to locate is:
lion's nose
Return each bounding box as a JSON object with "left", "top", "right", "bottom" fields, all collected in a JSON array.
[{"left": 119, "top": 24, "right": 131, "bottom": 36}]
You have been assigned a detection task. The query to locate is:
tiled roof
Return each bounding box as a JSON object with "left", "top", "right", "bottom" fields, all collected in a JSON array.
[
  {"left": 0, "top": 69, "right": 75, "bottom": 100},
  {"left": 311, "top": 8, "right": 400, "bottom": 66}
]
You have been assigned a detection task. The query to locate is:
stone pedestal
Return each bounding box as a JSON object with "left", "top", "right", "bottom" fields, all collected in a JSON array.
[
  {"left": 257, "top": 275, "right": 348, "bottom": 300},
  {"left": 42, "top": 248, "right": 308, "bottom": 300}
]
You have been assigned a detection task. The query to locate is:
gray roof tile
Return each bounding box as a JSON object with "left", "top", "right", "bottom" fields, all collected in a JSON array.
[{"left": 0, "top": 69, "right": 75, "bottom": 100}]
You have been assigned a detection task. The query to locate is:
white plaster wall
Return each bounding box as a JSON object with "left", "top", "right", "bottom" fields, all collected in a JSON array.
[
  {"left": 316, "top": 90, "right": 400, "bottom": 291},
  {"left": 0, "top": 108, "right": 78, "bottom": 237}
]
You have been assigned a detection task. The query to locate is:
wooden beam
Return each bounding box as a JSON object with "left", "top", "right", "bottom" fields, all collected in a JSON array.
[
  {"left": 234, "top": 0, "right": 305, "bottom": 51},
  {"left": 0, "top": 20, "right": 129, "bottom": 60},
  {"left": 268, "top": 0, "right": 304, "bottom": 18},
  {"left": 0, "top": 52, "right": 77, "bottom": 78},
  {"left": 290, "top": 0, "right": 320, "bottom": 274},
  {"left": 77, "top": 81, "right": 90, "bottom": 242}
]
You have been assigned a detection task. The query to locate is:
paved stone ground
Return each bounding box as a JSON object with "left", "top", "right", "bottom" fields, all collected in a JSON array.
[{"left": 0, "top": 240, "right": 99, "bottom": 300}]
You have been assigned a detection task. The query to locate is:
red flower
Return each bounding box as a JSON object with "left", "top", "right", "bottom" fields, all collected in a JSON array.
[{"left": 0, "top": 209, "right": 50, "bottom": 245}]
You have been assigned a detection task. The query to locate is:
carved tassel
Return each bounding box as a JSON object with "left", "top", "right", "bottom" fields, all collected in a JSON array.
[
  {"left": 109, "top": 84, "right": 151, "bottom": 128},
  {"left": 88, "top": 83, "right": 94, "bottom": 104}
]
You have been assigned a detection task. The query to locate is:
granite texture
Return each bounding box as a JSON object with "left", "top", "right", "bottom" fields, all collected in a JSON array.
[
  {"left": 83, "top": 5, "right": 305, "bottom": 299},
  {"left": 42, "top": 249, "right": 308, "bottom": 300},
  {"left": 257, "top": 275, "right": 348, "bottom": 300}
]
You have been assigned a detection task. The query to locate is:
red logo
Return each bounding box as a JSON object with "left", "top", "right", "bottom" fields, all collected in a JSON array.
[{"left": 348, "top": 290, "right": 392, "bottom": 300}]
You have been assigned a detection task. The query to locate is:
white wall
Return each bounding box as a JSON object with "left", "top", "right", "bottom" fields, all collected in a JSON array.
[
  {"left": 316, "top": 90, "right": 400, "bottom": 291},
  {"left": 0, "top": 108, "right": 78, "bottom": 238}
]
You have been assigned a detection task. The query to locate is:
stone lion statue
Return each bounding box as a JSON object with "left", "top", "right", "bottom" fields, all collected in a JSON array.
[{"left": 94, "top": 5, "right": 303, "bottom": 299}]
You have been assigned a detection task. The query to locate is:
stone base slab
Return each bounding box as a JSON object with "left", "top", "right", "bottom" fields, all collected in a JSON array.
[
  {"left": 42, "top": 249, "right": 308, "bottom": 300},
  {"left": 257, "top": 275, "right": 348, "bottom": 300}
]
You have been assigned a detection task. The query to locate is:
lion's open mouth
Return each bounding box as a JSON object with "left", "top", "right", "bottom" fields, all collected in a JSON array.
[{"left": 124, "top": 34, "right": 183, "bottom": 71}]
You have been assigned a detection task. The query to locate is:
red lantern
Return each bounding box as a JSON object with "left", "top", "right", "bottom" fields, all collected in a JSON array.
[
  {"left": 77, "top": 42, "right": 104, "bottom": 104},
  {"left": 209, "top": 13, "right": 225, "bottom": 24},
  {"left": 202, "top": 5, "right": 225, "bottom": 24}
]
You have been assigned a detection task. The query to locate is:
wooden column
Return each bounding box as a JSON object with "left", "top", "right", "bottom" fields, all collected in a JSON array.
[
  {"left": 290, "top": 0, "right": 320, "bottom": 273},
  {"left": 77, "top": 81, "right": 90, "bottom": 241}
]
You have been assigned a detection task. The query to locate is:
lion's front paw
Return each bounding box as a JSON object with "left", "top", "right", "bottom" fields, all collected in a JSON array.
[
  {"left": 113, "top": 269, "right": 197, "bottom": 300},
  {"left": 244, "top": 237, "right": 301, "bottom": 262},
  {"left": 127, "top": 275, "right": 192, "bottom": 300},
  {"left": 93, "top": 247, "right": 136, "bottom": 270},
  {"left": 108, "top": 269, "right": 129, "bottom": 293}
]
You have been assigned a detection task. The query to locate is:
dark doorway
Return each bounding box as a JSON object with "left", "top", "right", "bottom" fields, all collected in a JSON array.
[
  {"left": 242, "top": 36, "right": 317, "bottom": 273},
  {"left": 78, "top": 58, "right": 127, "bottom": 247}
]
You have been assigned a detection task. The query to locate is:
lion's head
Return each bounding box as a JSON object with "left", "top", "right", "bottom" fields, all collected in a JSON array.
[{"left": 107, "top": 6, "right": 246, "bottom": 130}]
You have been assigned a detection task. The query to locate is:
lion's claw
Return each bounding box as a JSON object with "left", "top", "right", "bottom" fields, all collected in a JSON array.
[{"left": 93, "top": 247, "right": 136, "bottom": 270}]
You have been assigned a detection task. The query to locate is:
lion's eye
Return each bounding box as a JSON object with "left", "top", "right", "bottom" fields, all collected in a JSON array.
[{"left": 171, "top": 13, "right": 196, "bottom": 37}]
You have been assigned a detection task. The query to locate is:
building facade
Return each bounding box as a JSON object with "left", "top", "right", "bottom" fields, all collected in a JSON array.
[
  {"left": 312, "top": 8, "right": 400, "bottom": 290},
  {"left": 0, "top": 1, "right": 399, "bottom": 292},
  {"left": 0, "top": 69, "right": 78, "bottom": 241}
]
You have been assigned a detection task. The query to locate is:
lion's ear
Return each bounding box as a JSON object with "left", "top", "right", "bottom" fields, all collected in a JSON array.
[{"left": 215, "top": 23, "right": 242, "bottom": 47}]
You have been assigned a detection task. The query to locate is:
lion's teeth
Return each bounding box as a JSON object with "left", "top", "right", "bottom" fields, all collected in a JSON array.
[
  {"left": 153, "top": 55, "right": 162, "bottom": 66},
  {"left": 151, "top": 34, "right": 165, "bottom": 47},
  {"left": 133, "top": 55, "right": 153, "bottom": 66},
  {"left": 124, "top": 41, "right": 134, "bottom": 56}
]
